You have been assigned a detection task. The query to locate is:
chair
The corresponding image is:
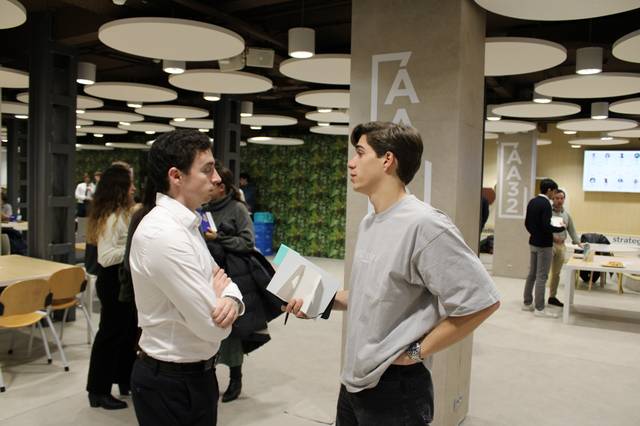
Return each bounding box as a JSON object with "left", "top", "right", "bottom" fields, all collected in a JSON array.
[
  {"left": 578, "top": 233, "right": 612, "bottom": 290},
  {"left": 0, "top": 234, "right": 10, "bottom": 255},
  {"left": 0, "top": 279, "right": 68, "bottom": 393},
  {"left": 48, "top": 267, "right": 95, "bottom": 345}
]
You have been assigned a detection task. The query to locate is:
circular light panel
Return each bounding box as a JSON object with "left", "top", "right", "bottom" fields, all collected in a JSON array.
[
  {"left": 247, "top": 136, "right": 304, "bottom": 146},
  {"left": 296, "top": 90, "right": 350, "bottom": 108},
  {"left": 76, "top": 144, "right": 113, "bottom": 151},
  {"left": 0, "top": 66, "right": 28, "bottom": 88},
  {"left": 569, "top": 138, "right": 629, "bottom": 146},
  {"left": 535, "top": 73, "right": 640, "bottom": 99},
  {"left": 613, "top": 29, "right": 640, "bottom": 64},
  {"left": 305, "top": 110, "right": 349, "bottom": 123},
  {"left": 105, "top": 142, "right": 150, "bottom": 150},
  {"left": 485, "top": 37, "right": 566, "bottom": 76},
  {"left": 119, "top": 122, "right": 175, "bottom": 133},
  {"left": 99, "top": 18, "right": 245, "bottom": 61},
  {"left": 81, "top": 110, "right": 144, "bottom": 123},
  {"left": 280, "top": 54, "right": 350, "bottom": 85},
  {"left": 16, "top": 93, "right": 104, "bottom": 110},
  {"left": 169, "top": 69, "right": 272, "bottom": 94},
  {"left": 492, "top": 101, "right": 580, "bottom": 118},
  {"left": 240, "top": 115, "right": 297, "bottom": 126},
  {"left": 76, "top": 118, "right": 94, "bottom": 126},
  {"left": 135, "top": 104, "right": 209, "bottom": 119},
  {"left": 556, "top": 118, "right": 638, "bottom": 132},
  {"left": 610, "top": 98, "right": 640, "bottom": 115},
  {"left": 0, "top": 0, "right": 27, "bottom": 30},
  {"left": 310, "top": 125, "right": 350, "bottom": 135},
  {"left": 81, "top": 126, "right": 128, "bottom": 135},
  {"left": 484, "top": 132, "right": 499, "bottom": 139},
  {"left": 474, "top": 0, "right": 640, "bottom": 21},
  {"left": 85, "top": 82, "right": 177, "bottom": 102},
  {"left": 608, "top": 129, "right": 640, "bottom": 138},
  {"left": 169, "top": 119, "right": 214, "bottom": 129},
  {"left": 1, "top": 101, "right": 28, "bottom": 115},
  {"left": 485, "top": 120, "right": 536, "bottom": 133}
]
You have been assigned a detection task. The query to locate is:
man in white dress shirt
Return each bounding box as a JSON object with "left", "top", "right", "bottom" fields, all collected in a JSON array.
[{"left": 129, "top": 130, "right": 245, "bottom": 426}]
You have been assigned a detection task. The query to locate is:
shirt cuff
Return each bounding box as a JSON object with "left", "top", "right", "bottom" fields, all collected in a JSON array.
[{"left": 221, "top": 284, "right": 245, "bottom": 316}]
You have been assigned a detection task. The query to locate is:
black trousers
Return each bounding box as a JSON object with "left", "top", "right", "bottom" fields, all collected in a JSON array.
[
  {"left": 86, "top": 264, "right": 137, "bottom": 394},
  {"left": 131, "top": 358, "right": 219, "bottom": 426},
  {"left": 336, "top": 363, "right": 434, "bottom": 426}
]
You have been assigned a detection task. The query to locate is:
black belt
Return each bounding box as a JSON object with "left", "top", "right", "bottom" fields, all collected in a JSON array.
[{"left": 137, "top": 351, "right": 217, "bottom": 373}]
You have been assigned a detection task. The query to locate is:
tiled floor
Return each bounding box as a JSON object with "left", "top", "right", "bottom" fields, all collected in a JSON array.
[{"left": 1, "top": 256, "right": 639, "bottom": 425}]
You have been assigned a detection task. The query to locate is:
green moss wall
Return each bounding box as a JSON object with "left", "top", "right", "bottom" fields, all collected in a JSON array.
[
  {"left": 241, "top": 134, "right": 348, "bottom": 259},
  {"left": 75, "top": 149, "right": 146, "bottom": 196}
]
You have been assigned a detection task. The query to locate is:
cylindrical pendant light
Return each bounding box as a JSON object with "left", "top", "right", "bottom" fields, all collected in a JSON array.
[
  {"left": 317, "top": 107, "right": 332, "bottom": 113},
  {"left": 203, "top": 93, "right": 221, "bottom": 102},
  {"left": 576, "top": 47, "right": 603, "bottom": 75},
  {"left": 77, "top": 62, "right": 96, "bottom": 85},
  {"left": 240, "top": 101, "right": 253, "bottom": 117},
  {"left": 288, "top": 27, "right": 315, "bottom": 59},
  {"left": 600, "top": 132, "right": 613, "bottom": 141},
  {"left": 163, "top": 59, "right": 185, "bottom": 74},
  {"left": 486, "top": 105, "right": 501, "bottom": 121},
  {"left": 591, "top": 102, "right": 608, "bottom": 120},
  {"left": 127, "top": 101, "right": 143, "bottom": 108}
]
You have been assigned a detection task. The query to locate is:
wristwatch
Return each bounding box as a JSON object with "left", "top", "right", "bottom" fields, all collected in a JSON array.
[{"left": 406, "top": 341, "right": 424, "bottom": 362}]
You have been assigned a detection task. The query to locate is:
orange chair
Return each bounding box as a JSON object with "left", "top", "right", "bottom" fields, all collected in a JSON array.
[
  {"left": 0, "top": 279, "right": 68, "bottom": 393},
  {"left": 47, "top": 267, "right": 95, "bottom": 345}
]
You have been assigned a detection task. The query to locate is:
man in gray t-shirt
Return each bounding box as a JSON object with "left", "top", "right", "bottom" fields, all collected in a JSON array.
[{"left": 285, "top": 121, "right": 500, "bottom": 426}]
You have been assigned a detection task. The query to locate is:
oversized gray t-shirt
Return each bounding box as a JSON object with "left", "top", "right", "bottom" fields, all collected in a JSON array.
[{"left": 341, "top": 195, "right": 500, "bottom": 393}]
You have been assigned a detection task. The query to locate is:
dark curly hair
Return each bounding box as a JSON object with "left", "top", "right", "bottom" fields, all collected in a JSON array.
[
  {"left": 350, "top": 121, "right": 423, "bottom": 185},
  {"left": 215, "top": 163, "right": 244, "bottom": 203}
]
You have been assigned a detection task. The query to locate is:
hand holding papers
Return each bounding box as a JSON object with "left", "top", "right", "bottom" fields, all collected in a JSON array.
[
  {"left": 267, "top": 245, "right": 340, "bottom": 319},
  {"left": 550, "top": 216, "right": 565, "bottom": 228}
]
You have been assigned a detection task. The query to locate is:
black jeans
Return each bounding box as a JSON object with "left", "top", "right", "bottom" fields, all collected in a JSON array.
[
  {"left": 131, "top": 358, "right": 219, "bottom": 426},
  {"left": 86, "top": 264, "right": 137, "bottom": 394},
  {"left": 337, "top": 363, "right": 434, "bottom": 426}
]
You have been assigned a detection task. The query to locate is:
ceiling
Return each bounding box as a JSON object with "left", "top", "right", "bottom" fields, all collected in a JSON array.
[{"left": 1, "top": 0, "right": 640, "bottom": 145}]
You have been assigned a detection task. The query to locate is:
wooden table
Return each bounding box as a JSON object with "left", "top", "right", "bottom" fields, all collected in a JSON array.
[
  {"left": 562, "top": 255, "right": 640, "bottom": 323},
  {"left": 1, "top": 221, "right": 28, "bottom": 232},
  {"left": 0, "top": 254, "right": 74, "bottom": 287}
]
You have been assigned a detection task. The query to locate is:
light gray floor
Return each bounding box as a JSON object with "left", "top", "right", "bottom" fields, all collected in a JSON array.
[{"left": 1, "top": 256, "right": 639, "bottom": 425}]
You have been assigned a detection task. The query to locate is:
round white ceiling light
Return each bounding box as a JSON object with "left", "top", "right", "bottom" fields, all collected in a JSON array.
[
  {"left": 491, "top": 101, "right": 580, "bottom": 118},
  {"left": 247, "top": 136, "right": 304, "bottom": 146},
  {"left": 535, "top": 73, "right": 640, "bottom": 99},
  {"left": 0, "top": 66, "right": 28, "bottom": 88},
  {"left": 484, "top": 120, "right": 536, "bottom": 133},
  {"left": 81, "top": 110, "right": 144, "bottom": 123},
  {"left": 99, "top": 17, "right": 245, "bottom": 61},
  {"left": 612, "top": 29, "right": 640, "bottom": 64},
  {"left": 169, "top": 119, "right": 214, "bottom": 129},
  {"left": 280, "top": 54, "right": 350, "bottom": 85},
  {"left": 118, "top": 122, "right": 175, "bottom": 133},
  {"left": 473, "top": 0, "right": 640, "bottom": 21},
  {"left": 310, "top": 125, "right": 350, "bottom": 135},
  {"left": 169, "top": 69, "right": 272, "bottom": 94},
  {"left": 609, "top": 97, "right": 640, "bottom": 115},
  {"left": 135, "top": 105, "right": 208, "bottom": 119},
  {"left": 305, "top": 110, "right": 349, "bottom": 123},
  {"left": 0, "top": 0, "right": 27, "bottom": 30},
  {"left": 484, "top": 132, "right": 499, "bottom": 139},
  {"left": 240, "top": 115, "right": 297, "bottom": 126},
  {"left": 484, "top": 37, "right": 566, "bottom": 76},
  {"left": 80, "top": 126, "right": 128, "bottom": 135},
  {"left": 76, "top": 144, "right": 113, "bottom": 151},
  {"left": 295, "top": 90, "right": 350, "bottom": 108},
  {"left": 556, "top": 118, "right": 637, "bottom": 132},
  {"left": 105, "top": 142, "right": 150, "bottom": 150},
  {"left": 85, "top": 82, "right": 177, "bottom": 102},
  {"left": 608, "top": 129, "right": 640, "bottom": 138},
  {"left": 568, "top": 138, "right": 629, "bottom": 146}
]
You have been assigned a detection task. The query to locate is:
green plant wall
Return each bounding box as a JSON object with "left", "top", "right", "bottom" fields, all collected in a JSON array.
[
  {"left": 75, "top": 149, "right": 146, "bottom": 196},
  {"left": 241, "top": 134, "right": 348, "bottom": 259}
]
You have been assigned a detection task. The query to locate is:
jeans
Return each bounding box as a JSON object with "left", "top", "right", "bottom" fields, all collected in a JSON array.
[
  {"left": 336, "top": 364, "right": 433, "bottom": 426},
  {"left": 524, "top": 245, "right": 553, "bottom": 310}
]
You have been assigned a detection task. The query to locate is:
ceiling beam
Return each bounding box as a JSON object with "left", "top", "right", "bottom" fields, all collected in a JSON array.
[{"left": 169, "top": 0, "right": 287, "bottom": 51}]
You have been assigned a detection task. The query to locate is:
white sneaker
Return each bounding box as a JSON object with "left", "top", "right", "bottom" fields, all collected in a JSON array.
[
  {"left": 521, "top": 303, "right": 534, "bottom": 312},
  {"left": 534, "top": 309, "right": 558, "bottom": 318}
]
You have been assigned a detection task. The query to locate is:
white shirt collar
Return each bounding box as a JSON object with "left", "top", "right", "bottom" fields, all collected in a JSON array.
[
  {"left": 155, "top": 192, "right": 201, "bottom": 230},
  {"left": 538, "top": 193, "right": 551, "bottom": 201}
]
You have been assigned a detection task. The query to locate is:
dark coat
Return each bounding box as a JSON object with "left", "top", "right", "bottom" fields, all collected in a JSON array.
[{"left": 207, "top": 243, "right": 284, "bottom": 354}]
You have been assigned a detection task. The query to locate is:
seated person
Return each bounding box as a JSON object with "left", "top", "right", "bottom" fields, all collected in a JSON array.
[{"left": 1, "top": 192, "right": 13, "bottom": 221}]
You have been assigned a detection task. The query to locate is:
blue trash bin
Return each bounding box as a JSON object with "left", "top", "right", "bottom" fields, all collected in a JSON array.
[{"left": 254, "top": 212, "right": 275, "bottom": 255}]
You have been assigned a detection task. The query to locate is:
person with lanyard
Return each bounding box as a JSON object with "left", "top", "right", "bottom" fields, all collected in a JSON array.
[
  {"left": 547, "top": 189, "right": 581, "bottom": 307},
  {"left": 523, "top": 178, "right": 566, "bottom": 317},
  {"left": 129, "top": 129, "right": 244, "bottom": 426},
  {"left": 285, "top": 121, "right": 500, "bottom": 425}
]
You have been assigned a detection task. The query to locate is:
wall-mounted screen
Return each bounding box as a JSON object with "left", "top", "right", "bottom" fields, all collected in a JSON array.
[{"left": 583, "top": 150, "right": 640, "bottom": 193}]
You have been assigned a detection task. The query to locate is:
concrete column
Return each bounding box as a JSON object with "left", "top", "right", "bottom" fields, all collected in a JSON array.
[
  {"left": 348, "top": 1, "right": 486, "bottom": 424},
  {"left": 213, "top": 96, "right": 241, "bottom": 183},
  {"left": 493, "top": 132, "right": 537, "bottom": 278}
]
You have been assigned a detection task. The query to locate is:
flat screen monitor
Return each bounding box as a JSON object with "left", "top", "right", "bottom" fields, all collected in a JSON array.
[{"left": 583, "top": 150, "right": 640, "bottom": 193}]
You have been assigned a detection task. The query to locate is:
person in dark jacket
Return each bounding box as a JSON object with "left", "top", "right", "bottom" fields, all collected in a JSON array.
[
  {"left": 523, "top": 178, "right": 565, "bottom": 318},
  {"left": 203, "top": 164, "right": 256, "bottom": 402}
]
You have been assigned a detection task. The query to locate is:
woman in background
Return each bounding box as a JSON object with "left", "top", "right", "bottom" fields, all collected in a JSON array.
[
  {"left": 204, "top": 164, "right": 255, "bottom": 402},
  {"left": 85, "top": 164, "right": 137, "bottom": 410}
]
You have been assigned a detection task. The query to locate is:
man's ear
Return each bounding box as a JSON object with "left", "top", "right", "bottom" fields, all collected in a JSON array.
[
  {"left": 168, "top": 167, "right": 181, "bottom": 186},
  {"left": 382, "top": 151, "right": 397, "bottom": 174}
]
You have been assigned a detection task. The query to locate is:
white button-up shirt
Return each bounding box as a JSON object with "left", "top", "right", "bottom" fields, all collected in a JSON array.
[
  {"left": 97, "top": 212, "right": 129, "bottom": 267},
  {"left": 130, "top": 193, "right": 244, "bottom": 362}
]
